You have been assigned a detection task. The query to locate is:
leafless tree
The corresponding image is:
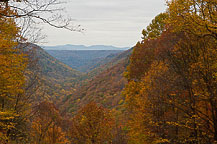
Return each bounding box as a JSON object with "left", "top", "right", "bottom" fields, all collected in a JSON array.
[{"left": 0, "top": 0, "right": 83, "bottom": 43}]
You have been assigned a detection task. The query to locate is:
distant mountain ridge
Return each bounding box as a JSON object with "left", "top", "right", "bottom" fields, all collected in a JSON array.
[
  {"left": 46, "top": 50, "right": 123, "bottom": 72},
  {"left": 42, "top": 44, "right": 130, "bottom": 51},
  {"left": 23, "top": 43, "right": 133, "bottom": 113}
]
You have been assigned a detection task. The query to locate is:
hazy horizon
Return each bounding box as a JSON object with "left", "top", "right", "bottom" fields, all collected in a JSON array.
[
  {"left": 42, "top": 44, "right": 131, "bottom": 50},
  {"left": 41, "top": 0, "right": 167, "bottom": 47},
  {"left": 42, "top": 44, "right": 130, "bottom": 48}
]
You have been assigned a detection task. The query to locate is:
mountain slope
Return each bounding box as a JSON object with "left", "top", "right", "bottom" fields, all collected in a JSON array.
[
  {"left": 63, "top": 48, "right": 132, "bottom": 112},
  {"left": 86, "top": 49, "right": 133, "bottom": 78},
  {"left": 23, "top": 43, "right": 132, "bottom": 112},
  {"left": 23, "top": 43, "right": 83, "bottom": 102}
]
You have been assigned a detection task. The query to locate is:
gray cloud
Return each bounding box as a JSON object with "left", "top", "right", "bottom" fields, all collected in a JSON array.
[{"left": 42, "top": 0, "right": 167, "bottom": 47}]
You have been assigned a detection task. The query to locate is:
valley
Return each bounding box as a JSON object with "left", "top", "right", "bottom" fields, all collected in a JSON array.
[
  {"left": 26, "top": 44, "right": 132, "bottom": 113},
  {"left": 1, "top": 0, "right": 216, "bottom": 143},
  {"left": 46, "top": 50, "right": 122, "bottom": 72}
]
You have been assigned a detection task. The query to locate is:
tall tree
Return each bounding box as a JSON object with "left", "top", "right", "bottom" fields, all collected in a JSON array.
[
  {"left": 69, "top": 102, "right": 115, "bottom": 144},
  {"left": 0, "top": 6, "right": 29, "bottom": 143},
  {"left": 31, "top": 101, "right": 68, "bottom": 144},
  {"left": 167, "top": 0, "right": 217, "bottom": 40},
  {"left": 123, "top": 0, "right": 217, "bottom": 143}
]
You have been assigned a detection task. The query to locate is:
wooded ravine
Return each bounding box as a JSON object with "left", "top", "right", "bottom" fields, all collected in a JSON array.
[{"left": 0, "top": 0, "right": 217, "bottom": 143}]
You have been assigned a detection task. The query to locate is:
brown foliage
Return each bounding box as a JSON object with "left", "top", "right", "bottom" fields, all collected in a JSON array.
[{"left": 69, "top": 102, "right": 115, "bottom": 144}]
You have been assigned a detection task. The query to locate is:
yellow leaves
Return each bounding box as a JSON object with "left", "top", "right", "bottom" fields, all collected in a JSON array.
[
  {"left": 0, "top": 11, "right": 28, "bottom": 141},
  {"left": 76, "top": 98, "right": 80, "bottom": 103},
  {"left": 142, "top": 13, "right": 168, "bottom": 40},
  {"left": 70, "top": 102, "right": 115, "bottom": 143},
  {"left": 0, "top": 111, "right": 18, "bottom": 132},
  {"left": 80, "top": 115, "right": 86, "bottom": 124},
  {"left": 166, "top": 0, "right": 217, "bottom": 39},
  {"left": 127, "top": 110, "right": 155, "bottom": 144},
  {"left": 123, "top": 60, "right": 171, "bottom": 143},
  {"left": 0, "top": 7, "right": 27, "bottom": 110},
  {"left": 32, "top": 121, "right": 69, "bottom": 144},
  {"left": 31, "top": 101, "right": 69, "bottom": 144},
  {"left": 154, "top": 138, "right": 169, "bottom": 144},
  {"left": 118, "top": 99, "right": 124, "bottom": 105},
  {"left": 124, "top": 1, "right": 216, "bottom": 143}
]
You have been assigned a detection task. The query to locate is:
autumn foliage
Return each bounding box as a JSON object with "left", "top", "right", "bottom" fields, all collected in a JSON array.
[
  {"left": 0, "top": 6, "right": 29, "bottom": 143},
  {"left": 1, "top": 0, "right": 216, "bottom": 143},
  {"left": 69, "top": 102, "right": 115, "bottom": 143},
  {"left": 123, "top": 0, "right": 217, "bottom": 143}
]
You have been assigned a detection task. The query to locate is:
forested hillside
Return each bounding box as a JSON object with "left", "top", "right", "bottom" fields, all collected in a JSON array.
[
  {"left": 23, "top": 43, "right": 83, "bottom": 102},
  {"left": 123, "top": 4, "right": 217, "bottom": 144},
  {"left": 63, "top": 49, "right": 132, "bottom": 113}
]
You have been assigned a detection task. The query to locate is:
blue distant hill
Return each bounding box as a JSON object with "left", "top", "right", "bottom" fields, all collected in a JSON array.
[{"left": 42, "top": 44, "right": 130, "bottom": 50}]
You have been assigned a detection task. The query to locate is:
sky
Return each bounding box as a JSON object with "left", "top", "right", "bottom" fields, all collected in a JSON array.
[{"left": 42, "top": 0, "right": 167, "bottom": 47}]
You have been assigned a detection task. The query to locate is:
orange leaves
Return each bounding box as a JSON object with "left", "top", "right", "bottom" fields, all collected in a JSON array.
[
  {"left": 69, "top": 102, "right": 115, "bottom": 143},
  {"left": 0, "top": 7, "right": 31, "bottom": 143},
  {"left": 31, "top": 101, "right": 68, "bottom": 144},
  {"left": 127, "top": 40, "right": 156, "bottom": 81},
  {"left": 123, "top": 1, "right": 217, "bottom": 142},
  {"left": 0, "top": 7, "right": 27, "bottom": 102},
  {"left": 124, "top": 60, "right": 172, "bottom": 143}
]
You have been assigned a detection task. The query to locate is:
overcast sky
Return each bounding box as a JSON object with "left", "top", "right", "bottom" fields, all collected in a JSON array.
[{"left": 42, "top": 0, "right": 167, "bottom": 47}]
